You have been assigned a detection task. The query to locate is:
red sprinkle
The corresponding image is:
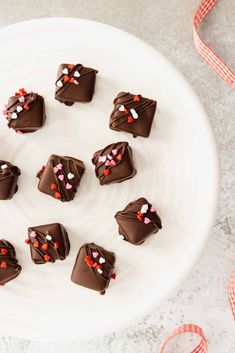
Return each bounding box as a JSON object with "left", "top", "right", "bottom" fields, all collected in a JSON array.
[
  {"left": 15, "top": 92, "right": 20, "bottom": 97},
  {"left": 137, "top": 211, "right": 143, "bottom": 221},
  {"left": 85, "top": 255, "right": 93, "bottom": 267},
  {"left": 33, "top": 241, "right": 39, "bottom": 248},
  {"left": 117, "top": 154, "right": 122, "bottom": 161},
  {"left": 111, "top": 273, "right": 116, "bottom": 280},
  {"left": 50, "top": 183, "right": 57, "bottom": 190},
  {"left": 19, "top": 88, "right": 27, "bottom": 96},
  {"left": 69, "top": 77, "right": 74, "bottom": 83},
  {"left": 68, "top": 64, "right": 75, "bottom": 69},
  {"left": 23, "top": 103, "right": 30, "bottom": 110},
  {"left": 1, "top": 261, "right": 7, "bottom": 269},
  {"left": 63, "top": 75, "right": 70, "bottom": 82},
  {"left": 1, "top": 249, "right": 8, "bottom": 255},
  {"left": 103, "top": 169, "right": 110, "bottom": 176},
  {"left": 134, "top": 95, "right": 140, "bottom": 102},
  {"left": 55, "top": 192, "right": 61, "bottom": 199},
  {"left": 54, "top": 242, "right": 59, "bottom": 249},
  {"left": 25, "top": 238, "right": 30, "bottom": 244},
  {"left": 124, "top": 108, "right": 129, "bottom": 115},
  {"left": 127, "top": 116, "right": 134, "bottom": 124},
  {"left": 44, "top": 254, "right": 51, "bottom": 262},
  {"left": 42, "top": 243, "right": 48, "bottom": 251}
]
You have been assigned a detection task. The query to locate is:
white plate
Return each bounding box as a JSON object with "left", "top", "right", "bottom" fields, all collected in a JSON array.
[{"left": 0, "top": 18, "right": 219, "bottom": 341}]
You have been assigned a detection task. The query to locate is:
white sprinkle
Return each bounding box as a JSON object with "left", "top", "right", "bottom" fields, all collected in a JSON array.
[
  {"left": 119, "top": 235, "right": 124, "bottom": 240},
  {"left": 130, "top": 108, "right": 138, "bottom": 119},
  {"left": 11, "top": 112, "right": 17, "bottom": 119},
  {"left": 62, "top": 68, "right": 68, "bottom": 74},
  {"left": 46, "top": 235, "right": 52, "bottom": 241},
  {"left": 97, "top": 268, "right": 103, "bottom": 274},
  {"left": 140, "top": 204, "right": 149, "bottom": 214},
  {"left": 1, "top": 164, "right": 8, "bottom": 170},
  {"left": 16, "top": 106, "right": 23, "bottom": 112},
  {"left": 67, "top": 173, "right": 74, "bottom": 180},
  {"left": 74, "top": 71, "right": 80, "bottom": 78},
  {"left": 99, "top": 257, "right": 105, "bottom": 264},
  {"left": 56, "top": 80, "right": 63, "bottom": 87},
  {"left": 119, "top": 105, "right": 125, "bottom": 111}
]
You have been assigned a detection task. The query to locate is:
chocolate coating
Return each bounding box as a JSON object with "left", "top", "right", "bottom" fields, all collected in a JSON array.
[
  {"left": 71, "top": 243, "right": 116, "bottom": 295},
  {"left": 37, "top": 154, "right": 85, "bottom": 202},
  {"left": 26, "top": 223, "right": 70, "bottom": 264},
  {"left": 3, "top": 88, "right": 46, "bottom": 133},
  {"left": 0, "top": 240, "right": 22, "bottom": 285},
  {"left": 0, "top": 161, "right": 21, "bottom": 200},
  {"left": 109, "top": 92, "right": 156, "bottom": 138},
  {"left": 92, "top": 141, "right": 136, "bottom": 185},
  {"left": 55, "top": 63, "right": 98, "bottom": 105},
  {"left": 115, "top": 197, "right": 162, "bottom": 245}
]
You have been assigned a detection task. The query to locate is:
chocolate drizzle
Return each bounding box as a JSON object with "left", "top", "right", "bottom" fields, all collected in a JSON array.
[
  {"left": 109, "top": 92, "right": 157, "bottom": 138},
  {"left": 92, "top": 141, "right": 136, "bottom": 185},
  {"left": 0, "top": 240, "right": 22, "bottom": 285},
  {"left": 115, "top": 197, "right": 162, "bottom": 245}
]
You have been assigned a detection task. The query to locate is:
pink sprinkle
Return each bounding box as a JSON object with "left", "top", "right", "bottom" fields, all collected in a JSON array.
[
  {"left": 105, "top": 160, "right": 111, "bottom": 166},
  {"left": 30, "top": 231, "right": 37, "bottom": 238},
  {"left": 19, "top": 96, "right": 25, "bottom": 103},
  {"left": 107, "top": 154, "right": 113, "bottom": 160},
  {"left": 112, "top": 149, "right": 117, "bottom": 155},
  {"left": 150, "top": 206, "right": 156, "bottom": 212},
  {"left": 56, "top": 163, "right": 63, "bottom": 170},
  {"left": 92, "top": 251, "right": 99, "bottom": 258},
  {"left": 111, "top": 160, "right": 116, "bottom": 166},
  {"left": 144, "top": 217, "right": 151, "bottom": 224},
  {"left": 74, "top": 80, "right": 79, "bottom": 85},
  {"left": 53, "top": 167, "right": 58, "bottom": 173},
  {"left": 66, "top": 183, "right": 72, "bottom": 190},
  {"left": 16, "top": 130, "right": 23, "bottom": 134},
  {"left": 58, "top": 174, "right": 64, "bottom": 181}
]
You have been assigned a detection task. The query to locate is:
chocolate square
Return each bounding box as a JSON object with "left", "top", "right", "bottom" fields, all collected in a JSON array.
[
  {"left": 0, "top": 240, "right": 21, "bottom": 285},
  {"left": 115, "top": 197, "right": 162, "bottom": 245},
  {"left": 0, "top": 161, "right": 21, "bottom": 200},
  {"left": 109, "top": 92, "right": 156, "bottom": 138},
  {"left": 92, "top": 141, "right": 136, "bottom": 185},
  {"left": 37, "top": 154, "right": 85, "bottom": 202},
  {"left": 55, "top": 63, "right": 98, "bottom": 105},
  {"left": 3, "top": 88, "right": 46, "bottom": 134},
  {"left": 26, "top": 223, "right": 70, "bottom": 264},
  {"left": 71, "top": 243, "right": 116, "bottom": 295}
]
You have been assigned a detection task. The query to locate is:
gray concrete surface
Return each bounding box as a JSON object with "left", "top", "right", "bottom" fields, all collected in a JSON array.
[{"left": 0, "top": 0, "right": 234, "bottom": 352}]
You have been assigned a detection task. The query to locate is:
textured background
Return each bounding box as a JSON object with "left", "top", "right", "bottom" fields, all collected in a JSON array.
[{"left": 0, "top": 0, "right": 234, "bottom": 352}]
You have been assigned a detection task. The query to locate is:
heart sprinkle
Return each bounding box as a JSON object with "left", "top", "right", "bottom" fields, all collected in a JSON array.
[
  {"left": 56, "top": 163, "right": 63, "bottom": 170},
  {"left": 50, "top": 183, "right": 57, "bottom": 190},
  {"left": 150, "top": 206, "right": 156, "bottom": 212},
  {"left": 73, "top": 79, "right": 79, "bottom": 85},
  {"left": 98, "top": 155, "right": 106, "bottom": 163},
  {"left": 141, "top": 204, "right": 149, "bottom": 214},
  {"left": 130, "top": 108, "right": 138, "bottom": 119},
  {"left": 137, "top": 211, "right": 143, "bottom": 221},
  {"left": 19, "top": 96, "right": 25, "bottom": 103},
  {"left": 144, "top": 217, "right": 151, "bottom": 224},
  {"left": 57, "top": 80, "right": 63, "bottom": 87},
  {"left": 103, "top": 169, "right": 110, "bottom": 176},
  {"left": 16, "top": 106, "right": 23, "bottom": 112},
  {"left": 111, "top": 273, "right": 116, "bottom": 280},
  {"left": 117, "top": 154, "right": 122, "bottom": 161},
  {"left": 99, "top": 257, "right": 105, "bottom": 264},
  {"left": 30, "top": 231, "right": 37, "bottom": 238},
  {"left": 55, "top": 191, "right": 61, "bottom": 199},
  {"left": 62, "top": 68, "right": 68, "bottom": 74},
  {"left": 11, "top": 112, "right": 17, "bottom": 119},
  {"left": 1, "top": 164, "right": 8, "bottom": 170},
  {"left": 54, "top": 242, "right": 59, "bottom": 249},
  {"left": 63, "top": 75, "right": 70, "bottom": 82},
  {"left": 134, "top": 95, "right": 140, "bottom": 102},
  {"left": 58, "top": 174, "right": 64, "bottom": 181},
  {"left": 46, "top": 235, "right": 52, "bottom": 241},
  {"left": 68, "top": 64, "right": 75, "bottom": 69},
  {"left": 105, "top": 160, "right": 111, "bottom": 166},
  {"left": 25, "top": 239, "right": 30, "bottom": 244},
  {"left": 34, "top": 241, "right": 39, "bottom": 248},
  {"left": 1, "top": 249, "right": 7, "bottom": 255},
  {"left": 1, "top": 261, "right": 7, "bottom": 269},
  {"left": 127, "top": 116, "right": 134, "bottom": 124},
  {"left": 69, "top": 77, "right": 74, "bottom": 83},
  {"left": 92, "top": 251, "right": 99, "bottom": 258},
  {"left": 44, "top": 254, "right": 51, "bottom": 262},
  {"left": 66, "top": 183, "right": 72, "bottom": 189},
  {"left": 53, "top": 167, "right": 58, "bottom": 173},
  {"left": 107, "top": 154, "right": 113, "bottom": 160},
  {"left": 112, "top": 149, "right": 117, "bottom": 155},
  {"left": 67, "top": 173, "right": 74, "bottom": 180},
  {"left": 42, "top": 243, "right": 48, "bottom": 251},
  {"left": 119, "top": 105, "right": 125, "bottom": 111},
  {"left": 97, "top": 268, "right": 103, "bottom": 274},
  {"left": 74, "top": 71, "right": 80, "bottom": 77},
  {"left": 23, "top": 103, "right": 30, "bottom": 110},
  {"left": 110, "top": 160, "right": 116, "bottom": 166}
]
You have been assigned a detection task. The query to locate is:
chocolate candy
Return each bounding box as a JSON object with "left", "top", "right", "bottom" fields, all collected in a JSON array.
[
  {"left": 0, "top": 161, "right": 21, "bottom": 200},
  {"left": 115, "top": 197, "right": 162, "bottom": 245},
  {"left": 55, "top": 63, "right": 98, "bottom": 106},
  {"left": 0, "top": 240, "right": 22, "bottom": 285},
  {"left": 37, "top": 154, "right": 85, "bottom": 202},
  {"left": 26, "top": 223, "right": 70, "bottom": 264},
  {"left": 92, "top": 141, "right": 136, "bottom": 185},
  {"left": 3, "top": 88, "right": 46, "bottom": 134},
  {"left": 109, "top": 92, "right": 156, "bottom": 138},
  {"left": 71, "top": 243, "right": 116, "bottom": 295}
]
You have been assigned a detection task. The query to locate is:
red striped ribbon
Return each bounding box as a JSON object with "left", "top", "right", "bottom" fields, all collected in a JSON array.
[{"left": 193, "top": 0, "right": 235, "bottom": 88}]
